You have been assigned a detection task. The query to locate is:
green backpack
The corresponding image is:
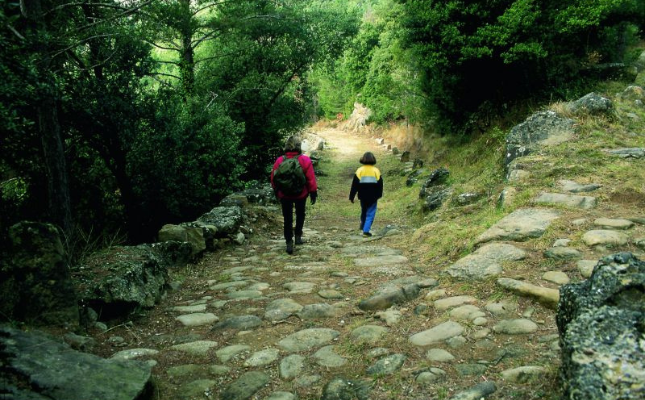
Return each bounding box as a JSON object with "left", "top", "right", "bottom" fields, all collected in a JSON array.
[{"left": 274, "top": 155, "right": 307, "bottom": 196}]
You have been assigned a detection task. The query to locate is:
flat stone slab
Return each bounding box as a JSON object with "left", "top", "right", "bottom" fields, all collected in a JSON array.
[
  {"left": 593, "top": 218, "right": 635, "bottom": 230},
  {"left": 280, "top": 354, "right": 305, "bottom": 380},
  {"left": 220, "top": 371, "right": 270, "bottom": 400},
  {"left": 297, "top": 303, "right": 342, "bottom": 319},
  {"left": 449, "top": 381, "right": 497, "bottom": 400},
  {"left": 170, "top": 340, "right": 218, "bottom": 356},
  {"left": 558, "top": 180, "right": 601, "bottom": 193},
  {"left": 434, "top": 296, "right": 477, "bottom": 311},
  {"left": 449, "top": 305, "right": 486, "bottom": 321},
  {"left": 283, "top": 282, "right": 316, "bottom": 294},
  {"left": 111, "top": 348, "right": 159, "bottom": 361},
  {"left": 501, "top": 366, "right": 548, "bottom": 383},
  {"left": 542, "top": 271, "right": 570, "bottom": 285},
  {"left": 582, "top": 230, "right": 629, "bottom": 247},
  {"left": 577, "top": 260, "right": 597, "bottom": 278},
  {"left": 264, "top": 298, "right": 303, "bottom": 321},
  {"left": 485, "top": 300, "right": 518, "bottom": 317},
  {"left": 210, "top": 281, "right": 248, "bottom": 291},
  {"left": 375, "top": 309, "right": 402, "bottom": 326},
  {"left": 409, "top": 321, "right": 465, "bottom": 346},
  {"left": 604, "top": 147, "right": 645, "bottom": 158},
  {"left": 265, "top": 392, "right": 296, "bottom": 400},
  {"left": 341, "top": 245, "right": 401, "bottom": 257},
  {"left": 244, "top": 348, "right": 280, "bottom": 367},
  {"left": 350, "top": 325, "right": 389, "bottom": 344},
  {"left": 426, "top": 348, "right": 456, "bottom": 362},
  {"left": 447, "top": 243, "right": 526, "bottom": 280},
  {"left": 318, "top": 289, "right": 343, "bottom": 299},
  {"left": 172, "top": 304, "right": 207, "bottom": 313},
  {"left": 544, "top": 247, "right": 582, "bottom": 260},
  {"left": 366, "top": 354, "right": 407, "bottom": 376},
  {"left": 226, "top": 290, "right": 263, "bottom": 300},
  {"left": 277, "top": 328, "right": 340, "bottom": 352},
  {"left": 493, "top": 319, "right": 538, "bottom": 334},
  {"left": 354, "top": 255, "right": 409, "bottom": 267},
  {"left": 497, "top": 278, "right": 559, "bottom": 309},
  {"left": 321, "top": 377, "right": 373, "bottom": 400},
  {"left": 476, "top": 208, "right": 560, "bottom": 244},
  {"left": 216, "top": 345, "right": 251, "bottom": 363},
  {"left": 534, "top": 192, "right": 596, "bottom": 209},
  {"left": 313, "top": 345, "right": 347, "bottom": 368},
  {"left": 175, "top": 313, "right": 219, "bottom": 327},
  {"left": 358, "top": 283, "right": 422, "bottom": 311},
  {"left": 213, "top": 315, "right": 262, "bottom": 331}
]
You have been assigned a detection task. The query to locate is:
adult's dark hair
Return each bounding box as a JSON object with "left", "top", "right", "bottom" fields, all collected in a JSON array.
[
  {"left": 360, "top": 152, "right": 376, "bottom": 165},
  {"left": 284, "top": 136, "right": 302, "bottom": 153}
]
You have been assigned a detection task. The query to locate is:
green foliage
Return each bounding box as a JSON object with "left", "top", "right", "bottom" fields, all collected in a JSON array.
[
  {"left": 310, "top": 0, "right": 427, "bottom": 125},
  {"left": 137, "top": 91, "right": 245, "bottom": 223},
  {"left": 398, "top": 0, "right": 645, "bottom": 134}
]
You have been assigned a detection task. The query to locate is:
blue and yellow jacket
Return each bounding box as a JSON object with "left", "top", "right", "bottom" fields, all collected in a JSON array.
[{"left": 349, "top": 165, "right": 383, "bottom": 205}]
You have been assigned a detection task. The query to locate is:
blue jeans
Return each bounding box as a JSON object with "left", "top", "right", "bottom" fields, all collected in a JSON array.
[{"left": 360, "top": 200, "right": 377, "bottom": 233}]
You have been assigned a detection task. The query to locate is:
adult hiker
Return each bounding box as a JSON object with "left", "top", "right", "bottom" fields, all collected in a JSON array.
[
  {"left": 349, "top": 151, "right": 383, "bottom": 237},
  {"left": 271, "top": 135, "right": 318, "bottom": 254}
]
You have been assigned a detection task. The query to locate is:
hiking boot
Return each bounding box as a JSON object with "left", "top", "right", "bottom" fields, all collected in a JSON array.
[
  {"left": 363, "top": 232, "right": 372, "bottom": 237},
  {"left": 295, "top": 235, "right": 304, "bottom": 245},
  {"left": 286, "top": 241, "right": 294, "bottom": 254}
]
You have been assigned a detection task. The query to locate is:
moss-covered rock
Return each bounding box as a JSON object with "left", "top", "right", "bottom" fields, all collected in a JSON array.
[{"left": 1, "top": 222, "right": 78, "bottom": 326}]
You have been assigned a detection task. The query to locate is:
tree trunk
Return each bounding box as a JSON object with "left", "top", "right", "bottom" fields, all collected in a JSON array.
[
  {"left": 21, "top": 0, "right": 74, "bottom": 236},
  {"left": 178, "top": 0, "right": 195, "bottom": 95},
  {"left": 38, "top": 98, "right": 73, "bottom": 235}
]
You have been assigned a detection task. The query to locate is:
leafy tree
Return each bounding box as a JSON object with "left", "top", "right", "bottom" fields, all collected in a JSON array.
[
  {"left": 398, "top": 0, "right": 645, "bottom": 134},
  {"left": 196, "top": 0, "right": 358, "bottom": 176}
]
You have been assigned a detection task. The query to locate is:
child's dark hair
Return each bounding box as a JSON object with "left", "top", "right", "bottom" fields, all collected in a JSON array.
[{"left": 360, "top": 152, "right": 376, "bottom": 165}]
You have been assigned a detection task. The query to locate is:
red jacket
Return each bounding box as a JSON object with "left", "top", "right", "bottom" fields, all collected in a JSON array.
[{"left": 271, "top": 151, "right": 317, "bottom": 200}]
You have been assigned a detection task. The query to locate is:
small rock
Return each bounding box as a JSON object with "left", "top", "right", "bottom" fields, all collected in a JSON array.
[
  {"left": 279, "top": 354, "right": 305, "bottom": 380},
  {"left": 243, "top": 348, "right": 280, "bottom": 367},
  {"left": 350, "top": 325, "right": 389, "bottom": 344},
  {"left": 434, "top": 296, "right": 477, "bottom": 311},
  {"left": 501, "top": 366, "right": 548, "bottom": 383},
  {"left": 216, "top": 344, "right": 251, "bottom": 363},
  {"left": 426, "top": 348, "right": 455, "bottom": 362},
  {"left": 366, "top": 354, "right": 406, "bottom": 376},
  {"left": 175, "top": 313, "right": 219, "bottom": 327},
  {"left": 493, "top": 319, "right": 538, "bottom": 335},
  {"left": 544, "top": 247, "right": 582, "bottom": 260},
  {"left": 542, "top": 271, "right": 570, "bottom": 285},
  {"left": 409, "top": 321, "right": 465, "bottom": 346},
  {"left": 577, "top": 260, "right": 597, "bottom": 278},
  {"left": 220, "top": 371, "right": 269, "bottom": 400},
  {"left": 593, "top": 218, "right": 635, "bottom": 230},
  {"left": 582, "top": 230, "right": 629, "bottom": 247}
]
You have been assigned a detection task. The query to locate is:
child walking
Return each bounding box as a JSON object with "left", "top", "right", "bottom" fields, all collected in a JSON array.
[{"left": 349, "top": 152, "right": 383, "bottom": 237}]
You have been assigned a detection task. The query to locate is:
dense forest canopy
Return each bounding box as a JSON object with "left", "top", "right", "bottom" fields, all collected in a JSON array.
[{"left": 1, "top": 0, "right": 643, "bottom": 250}]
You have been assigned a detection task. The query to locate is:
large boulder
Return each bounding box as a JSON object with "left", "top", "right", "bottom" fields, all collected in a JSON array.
[
  {"left": 505, "top": 111, "right": 577, "bottom": 168},
  {"left": 0, "top": 324, "right": 154, "bottom": 400},
  {"left": 197, "top": 206, "right": 244, "bottom": 237},
  {"left": 147, "top": 240, "right": 193, "bottom": 269},
  {"left": 565, "top": 92, "right": 613, "bottom": 116},
  {"left": 74, "top": 244, "right": 170, "bottom": 321},
  {"left": 557, "top": 253, "right": 645, "bottom": 400},
  {"left": 0, "top": 222, "right": 78, "bottom": 326},
  {"left": 157, "top": 223, "right": 207, "bottom": 256}
]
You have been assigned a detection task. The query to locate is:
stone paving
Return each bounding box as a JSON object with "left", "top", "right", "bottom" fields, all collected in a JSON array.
[{"left": 95, "top": 129, "right": 644, "bottom": 400}]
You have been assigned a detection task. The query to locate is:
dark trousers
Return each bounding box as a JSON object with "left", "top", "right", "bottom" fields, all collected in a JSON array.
[{"left": 281, "top": 198, "right": 306, "bottom": 242}]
